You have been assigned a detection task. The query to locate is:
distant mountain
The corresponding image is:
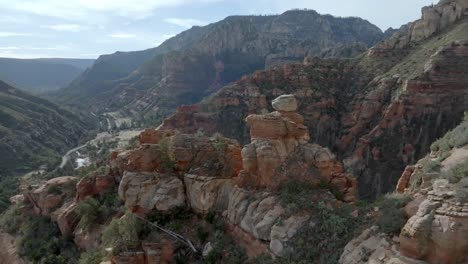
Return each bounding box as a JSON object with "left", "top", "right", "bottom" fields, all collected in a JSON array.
[
  {"left": 55, "top": 10, "right": 384, "bottom": 125},
  {"left": 0, "top": 58, "right": 95, "bottom": 94},
  {"left": 0, "top": 80, "right": 89, "bottom": 175}
]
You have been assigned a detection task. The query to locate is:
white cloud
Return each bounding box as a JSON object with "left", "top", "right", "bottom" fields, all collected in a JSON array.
[
  {"left": 43, "top": 24, "right": 85, "bottom": 32},
  {"left": 107, "top": 32, "right": 137, "bottom": 38},
  {"left": 0, "top": 32, "right": 31, "bottom": 37},
  {"left": 0, "top": 46, "right": 20, "bottom": 50},
  {"left": 163, "top": 18, "right": 205, "bottom": 28},
  {"left": 0, "top": 0, "right": 222, "bottom": 20}
]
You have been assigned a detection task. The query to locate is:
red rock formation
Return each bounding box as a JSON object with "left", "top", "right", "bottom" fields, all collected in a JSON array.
[
  {"left": 395, "top": 166, "right": 415, "bottom": 193},
  {"left": 238, "top": 95, "right": 356, "bottom": 202},
  {"left": 24, "top": 176, "right": 77, "bottom": 216},
  {"left": 76, "top": 174, "right": 115, "bottom": 202},
  {"left": 138, "top": 129, "right": 174, "bottom": 145}
]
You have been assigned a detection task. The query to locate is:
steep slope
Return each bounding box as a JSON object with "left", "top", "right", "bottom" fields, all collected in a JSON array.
[
  {"left": 56, "top": 10, "right": 384, "bottom": 123},
  {"left": 341, "top": 116, "right": 468, "bottom": 264},
  {"left": 0, "top": 58, "right": 94, "bottom": 94},
  {"left": 161, "top": 0, "right": 468, "bottom": 199},
  {"left": 0, "top": 81, "right": 89, "bottom": 175}
]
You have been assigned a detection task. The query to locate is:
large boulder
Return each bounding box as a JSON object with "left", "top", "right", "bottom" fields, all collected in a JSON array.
[
  {"left": 116, "top": 145, "right": 167, "bottom": 173},
  {"left": 118, "top": 172, "right": 185, "bottom": 214},
  {"left": 26, "top": 176, "right": 77, "bottom": 216},
  {"left": 272, "top": 94, "right": 298, "bottom": 112}
]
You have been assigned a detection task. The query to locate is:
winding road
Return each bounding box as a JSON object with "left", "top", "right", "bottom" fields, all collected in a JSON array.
[{"left": 58, "top": 144, "right": 87, "bottom": 169}]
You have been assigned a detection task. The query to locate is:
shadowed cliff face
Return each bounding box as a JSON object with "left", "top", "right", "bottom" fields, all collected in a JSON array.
[
  {"left": 161, "top": 1, "right": 468, "bottom": 199},
  {"left": 55, "top": 10, "right": 384, "bottom": 121}
]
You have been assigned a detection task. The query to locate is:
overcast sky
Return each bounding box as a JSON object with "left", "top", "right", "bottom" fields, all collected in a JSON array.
[{"left": 0, "top": 0, "right": 435, "bottom": 59}]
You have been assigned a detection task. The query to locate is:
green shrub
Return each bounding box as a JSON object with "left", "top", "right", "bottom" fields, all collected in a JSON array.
[
  {"left": 431, "top": 118, "right": 468, "bottom": 152},
  {"left": 449, "top": 160, "right": 468, "bottom": 183},
  {"left": 76, "top": 197, "right": 101, "bottom": 230},
  {"left": 78, "top": 249, "right": 104, "bottom": 264},
  {"left": 0, "top": 175, "right": 20, "bottom": 213},
  {"left": 376, "top": 193, "right": 411, "bottom": 235},
  {"left": 0, "top": 205, "right": 23, "bottom": 234},
  {"left": 420, "top": 158, "right": 441, "bottom": 173},
  {"left": 196, "top": 226, "right": 209, "bottom": 243},
  {"left": 47, "top": 184, "right": 63, "bottom": 195},
  {"left": 16, "top": 216, "right": 79, "bottom": 263},
  {"left": 205, "top": 231, "right": 247, "bottom": 264},
  {"left": 211, "top": 134, "right": 228, "bottom": 151},
  {"left": 125, "top": 136, "right": 139, "bottom": 150},
  {"left": 75, "top": 187, "right": 122, "bottom": 231},
  {"left": 279, "top": 181, "right": 315, "bottom": 213},
  {"left": 102, "top": 213, "right": 141, "bottom": 250},
  {"left": 282, "top": 202, "right": 362, "bottom": 264}
]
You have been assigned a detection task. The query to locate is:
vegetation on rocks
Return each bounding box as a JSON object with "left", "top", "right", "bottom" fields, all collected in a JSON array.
[
  {"left": 76, "top": 187, "right": 122, "bottom": 231},
  {"left": 376, "top": 193, "right": 411, "bottom": 235},
  {"left": 431, "top": 112, "right": 468, "bottom": 153},
  {"left": 281, "top": 202, "right": 362, "bottom": 264},
  {"left": 0, "top": 206, "right": 79, "bottom": 263}
]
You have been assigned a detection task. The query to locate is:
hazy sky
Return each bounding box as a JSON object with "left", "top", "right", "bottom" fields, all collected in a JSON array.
[{"left": 0, "top": 0, "right": 435, "bottom": 59}]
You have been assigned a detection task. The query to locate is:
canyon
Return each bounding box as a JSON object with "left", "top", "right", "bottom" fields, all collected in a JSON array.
[{"left": 0, "top": 0, "right": 467, "bottom": 263}]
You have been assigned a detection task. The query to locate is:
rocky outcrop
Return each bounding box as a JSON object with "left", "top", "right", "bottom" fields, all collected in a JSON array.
[
  {"left": 399, "top": 179, "right": 468, "bottom": 264},
  {"left": 238, "top": 95, "right": 356, "bottom": 201},
  {"left": 116, "top": 132, "right": 242, "bottom": 178},
  {"left": 25, "top": 176, "right": 77, "bottom": 216},
  {"left": 76, "top": 174, "right": 115, "bottom": 201},
  {"left": 138, "top": 129, "right": 174, "bottom": 145},
  {"left": 118, "top": 172, "right": 185, "bottom": 214},
  {"left": 183, "top": 174, "right": 233, "bottom": 214},
  {"left": 396, "top": 166, "right": 416, "bottom": 193},
  {"left": 371, "top": 0, "right": 468, "bottom": 53},
  {"left": 74, "top": 225, "right": 105, "bottom": 251},
  {"left": 339, "top": 227, "right": 426, "bottom": 264}
]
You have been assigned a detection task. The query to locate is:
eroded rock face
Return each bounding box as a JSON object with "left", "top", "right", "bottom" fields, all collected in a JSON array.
[
  {"left": 116, "top": 145, "right": 167, "bottom": 173},
  {"left": 169, "top": 133, "right": 242, "bottom": 178},
  {"left": 339, "top": 227, "right": 423, "bottom": 264},
  {"left": 399, "top": 179, "right": 468, "bottom": 264},
  {"left": 25, "top": 176, "right": 77, "bottom": 216},
  {"left": 270, "top": 214, "right": 310, "bottom": 256},
  {"left": 118, "top": 172, "right": 185, "bottom": 214},
  {"left": 76, "top": 174, "right": 115, "bottom": 202},
  {"left": 139, "top": 129, "right": 174, "bottom": 145},
  {"left": 74, "top": 225, "right": 105, "bottom": 251},
  {"left": 183, "top": 174, "right": 233, "bottom": 213},
  {"left": 238, "top": 96, "right": 356, "bottom": 201},
  {"left": 116, "top": 132, "right": 242, "bottom": 179},
  {"left": 372, "top": 0, "right": 468, "bottom": 52}
]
